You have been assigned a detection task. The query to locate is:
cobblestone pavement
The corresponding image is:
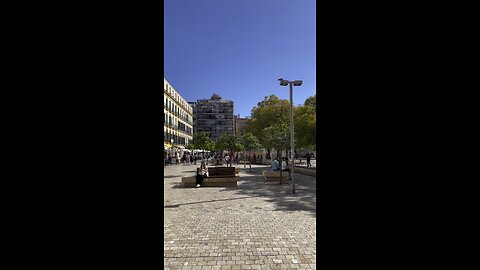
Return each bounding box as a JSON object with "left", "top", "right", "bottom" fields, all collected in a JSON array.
[{"left": 164, "top": 163, "right": 316, "bottom": 270}]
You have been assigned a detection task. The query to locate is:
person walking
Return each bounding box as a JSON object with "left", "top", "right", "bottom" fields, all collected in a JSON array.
[
  {"left": 229, "top": 152, "right": 234, "bottom": 167},
  {"left": 224, "top": 155, "right": 230, "bottom": 167},
  {"left": 306, "top": 153, "right": 311, "bottom": 168}
]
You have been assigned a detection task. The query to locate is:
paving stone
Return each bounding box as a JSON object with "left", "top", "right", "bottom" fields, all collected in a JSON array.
[{"left": 164, "top": 164, "right": 316, "bottom": 268}]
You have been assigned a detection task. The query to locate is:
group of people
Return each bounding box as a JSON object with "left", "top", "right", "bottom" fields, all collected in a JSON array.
[
  {"left": 271, "top": 157, "right": 290, "bottom": 172},
  {"left": 270, "top": 153, "right": 314, "bottom": 170},
  {"left": 245, "top": 153, "right": 263, "bottom": 164},
  {"left": 211, "top": 152, "right": 238, "bottom": 167},
  {"left": 165, "top": 154, "right": 180, "bottom": 165},
  {"left": 223, "top": 152, "right": 238, "bottom": 167},
  {"left": 165, "top": 152, "right": 210, "bottom": 166},
  {"left": 181, "top": 153, "right": 201, "bottom": 166}
]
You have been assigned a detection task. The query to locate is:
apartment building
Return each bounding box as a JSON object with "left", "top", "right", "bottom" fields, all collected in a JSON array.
[
  {"left": 164, "top": 78, "right": 193, "bottom": 157},
  {"left": 233, "top": 114, "right": 247, "bottom": 138},
  {"left": 190, "top": 93, "right": 234, "bottom": 141}
]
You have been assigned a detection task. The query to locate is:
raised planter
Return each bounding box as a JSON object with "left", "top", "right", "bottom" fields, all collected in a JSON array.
[
  {"left": 181, "top": 166, "right": 239, "bottom": 187},
  {"left": 262, "top": 170, "right": 288, "bottom": 182},
  {"left": 294, "top": 167, "right": 316, "bottom": 177},
  {"left": 181, "top": 176, "right": 239, "bottom": 188}
]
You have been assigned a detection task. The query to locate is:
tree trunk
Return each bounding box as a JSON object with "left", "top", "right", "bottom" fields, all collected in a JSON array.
[
  {"left": 287, "top": 150, "right": 291, "bottom": 180},
  {"left": 279, "top": 148, "right": 283, "bottom": 185},
  {"left": 249, "top": 150, "right": 252, "bottom": 172},
  {"left": 243, "top": 151, "right": 246, "bottom": 168},
  {"left": 249, "top": 154, "right": 252, "bottom": 172}
]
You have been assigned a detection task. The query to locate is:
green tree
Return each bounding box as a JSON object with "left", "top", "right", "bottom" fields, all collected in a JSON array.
[
  {"left": 186, "top": 143, "right": 195, "bottom": 156},
  {"left": 241, "top": 133, "right": 261, "bottom": 171},
  {"left": 304, "top": 94, "right": 316, "bottom": 111},
  {"left": 294, "top": 103, "right": 316, "bottom": 151},
  {"left": 288, "top": 95, "right": 316, "bottom": 165},
  {"left": 245, "top": 95, "right": 290, "bottom": 157},
  {"left": 215, "top": 134, "right": 244, "bottom": 166},
  {"left": 193, "top": 131, "right": 213, "bottom": 159},
  {"left": 263, "top": 123, "right": 291, "bottom": 184},
  {"left": 186, "top": 143, "right": 195, "bottom": 150}
]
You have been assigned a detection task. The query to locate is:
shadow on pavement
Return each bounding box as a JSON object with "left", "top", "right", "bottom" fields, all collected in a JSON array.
[
  {"left": 165, "top": 165, "right": 316, "bottom": 217},
  {"left": 220, "top": 166, "right": 317, "bottom": 217},
  {"left": 164, "top": 195, "right": 265, "bottom": 208},
  {"left": 164, "top": 175, "right": 181, "bottom": 179},
  {"left": 171, "top": 183, "right": 187, "bottom": 189}
]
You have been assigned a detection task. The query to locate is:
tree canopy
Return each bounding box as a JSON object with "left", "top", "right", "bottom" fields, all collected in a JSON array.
[
  {"left": 294, "top": 100, "right": 316, "bottom": 150},
  {"left": 215, "top": 134, "right": 244, "bottom": 153},
  {"left": 244, "top": 94, "right": 316, "bottom": 154},
  {"left": 304, "top": 94, "right": 316, "bottom": 111},
  {"left": 241, "top": 133, "right": 261, "bottom": 152},
  {"left": 245, "top": 95, "right": 290, "bottom": 150},
  {"left": 263, "top": 123, "right": 291, "bottom": 155},
  {"left": 193, "top": 131, "right": 213, "bottom": 150}
]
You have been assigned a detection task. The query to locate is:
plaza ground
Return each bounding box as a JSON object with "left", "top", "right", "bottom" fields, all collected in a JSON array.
[{"left": 164, "top": 163, "right": 316, "bottom": 269}]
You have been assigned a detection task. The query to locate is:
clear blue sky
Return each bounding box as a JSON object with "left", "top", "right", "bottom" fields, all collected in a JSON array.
[{"left": 164, "top": 0, "right": 316, "bottom": 117}]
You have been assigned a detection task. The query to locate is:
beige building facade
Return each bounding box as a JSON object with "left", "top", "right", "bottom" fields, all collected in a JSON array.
[
  {"left": 164, "top": 78, "right": 193, "bottom": 157},
  {"left": 234, "top": 114, "right": 247, "bottom": 138}
]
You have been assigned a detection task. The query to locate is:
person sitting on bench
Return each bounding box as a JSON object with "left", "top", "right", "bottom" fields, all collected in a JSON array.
[
  {"left": 195, "top": 161, "right": 208, "bottom": 188},
  {"left": 281, "top": 158, "right": 290, "bottom": 172},
  {"left": 271, "top": 158, "right": 280, "bottom": 171}
]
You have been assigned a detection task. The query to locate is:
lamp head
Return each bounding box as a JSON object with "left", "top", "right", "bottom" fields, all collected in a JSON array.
[
  {"left": 279, "top": 79, "right": 289, "bottom": 86},
  {"left": 293, "top": 80, "right": 303, "bottom": 86}
]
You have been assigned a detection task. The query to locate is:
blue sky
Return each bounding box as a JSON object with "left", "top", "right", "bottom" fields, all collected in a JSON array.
[{"left": 164, "top": 0, "right": 316, "bottom": 117}]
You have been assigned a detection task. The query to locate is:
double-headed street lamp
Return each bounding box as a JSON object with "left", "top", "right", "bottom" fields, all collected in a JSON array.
[{"left": 278, "top": 78, "right": 302, "bottom": 193}]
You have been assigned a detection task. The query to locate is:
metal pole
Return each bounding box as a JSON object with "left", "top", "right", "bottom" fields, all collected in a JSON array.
[{"left": 289, "top": 82, "right": 295, "bottom": 193}]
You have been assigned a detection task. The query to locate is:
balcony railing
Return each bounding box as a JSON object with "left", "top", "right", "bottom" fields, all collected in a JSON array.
[{"left": 164, "top": 90, "right": 193, "bottom": 115}]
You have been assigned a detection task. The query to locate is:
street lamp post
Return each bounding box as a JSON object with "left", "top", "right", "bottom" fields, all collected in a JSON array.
[{"left": 278, "top": 78, "right": 302, "bottom": 193}]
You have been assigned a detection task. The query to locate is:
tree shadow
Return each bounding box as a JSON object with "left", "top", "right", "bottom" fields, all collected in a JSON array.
[
  {"left": 171, "top": 183, "right": 186, "bottom": 189},
  {"left": 166, "top": 165, "right": 316, "bottom": 218},
  {"left": 217, "top": 169, "right": 317, "bottom": 217},
  {"left": 164, "top": 195, "right": 265, "bottom": 208}
]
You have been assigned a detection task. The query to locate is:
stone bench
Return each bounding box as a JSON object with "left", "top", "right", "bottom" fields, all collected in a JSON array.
[
  {"left": 262, "top": 170, "right": 288, "bottom": 181},
  {"left": 209, "top": 166, "right": 235, "bottom": 177},
  {"left": 294, "top": 167, "right": 316, "bottom": 177},
  {"left": 181, "top": 176, "right": 239, "bottom": 188},
  {"left": 181, "top": 166, "right": 239, "bottom": 187}
]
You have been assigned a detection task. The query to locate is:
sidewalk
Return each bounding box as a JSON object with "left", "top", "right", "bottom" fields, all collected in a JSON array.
[{"left": 164, "top": 164, "right": 316, "bottom": 269}]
